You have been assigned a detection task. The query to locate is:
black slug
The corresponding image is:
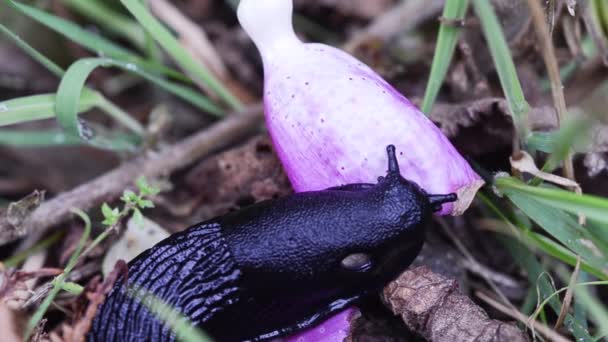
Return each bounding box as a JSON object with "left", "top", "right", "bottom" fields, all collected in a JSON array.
[{"left": 88, "top": 145, "right": 457, "bottom": 341}]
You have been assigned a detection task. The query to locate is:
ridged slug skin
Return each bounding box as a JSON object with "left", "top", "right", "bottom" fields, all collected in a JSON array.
[{"left": 88, "top": 146, "right": 456, "bottom": 341}]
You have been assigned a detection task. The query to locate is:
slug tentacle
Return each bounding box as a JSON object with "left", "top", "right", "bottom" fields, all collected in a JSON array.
[
  {"left": 386, "top": 145, "right": 400, "bottom": 174},
  {"left": 429, "top": 193, "right": 459, "bottom": 212}
]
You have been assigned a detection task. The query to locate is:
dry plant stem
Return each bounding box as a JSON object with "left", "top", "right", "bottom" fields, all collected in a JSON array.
[
  {"left": 148, "top": 0, "right": 227, "bottom": 78},
  {"left": 0, "top": 105, "right": 264, "bottom": 245},
  {"left": 460, "top": 259, "right": 520, "bottom": 289},
  {"left": 343, "top": 0, "right": 444, "bottom": 51},
  {"left": 22, "top": 250, "right": 47, "bottom": 290},
  {"left": 562, "top": 16, "right": 582, "bottom": 58},
  {"left": 582, "top": 3, "right": 608, "bottom": 64},
  {"left": 148, "top": 0, "right": 255, "bottom": 103},
  {"left": 526, "top": 0, "right": 575, "bottom": 181},
  {"left": 436, "top": 218, "right": 515, "bottom": 307},
  {"left": 476, "top": 291, "right": 570, "bottom": 342},
  {"left": 554, "top": 256, "right": 581, "bottom": 330}
]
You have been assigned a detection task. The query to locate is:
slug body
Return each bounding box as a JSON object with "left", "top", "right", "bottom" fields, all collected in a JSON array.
[{"left": 89, "top": 146, "right": 456, "bottom": 341}]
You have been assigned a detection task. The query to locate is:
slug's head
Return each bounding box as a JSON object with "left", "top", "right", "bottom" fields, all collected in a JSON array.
[
  {"left": 379, "top": 145, "right": 457, "bottom": 217},
  {"left": 338, "top": 145, "right": 457, "bottom": 285}
]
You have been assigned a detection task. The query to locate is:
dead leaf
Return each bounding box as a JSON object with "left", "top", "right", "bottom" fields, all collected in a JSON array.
[
  {"left": 5, "top": 190, "right": 45, "bottom": 236},
  {"left": 382, "top": 266, "right": 526, "bottom": 342}
]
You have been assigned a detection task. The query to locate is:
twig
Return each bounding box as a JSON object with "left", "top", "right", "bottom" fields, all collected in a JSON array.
[
  {"left": 582, "top": 2, "right": 608, "bottom": 65},
  {"left": 476, "top": 291, "right": 570, "bottom": 342},
  {"left": 0, "top": 105, "right": 263, "bottom": 245},
  {"left": 147, "top": 0, "right": 227, "bottom": 79},
  {"left": 343, "top": 0, "right": 444, "bottom": 52},
  {"left": 147, "top": 0, "right": 255, "bottom": 104},
  {"left": 526, "top": 0, "right": 575, "bottom": 181},
  {"left": 460, "top": 260, "right": 521, "bottom": 291},
  {"left": 554, "top": 256, "right": 581, "bottom": 330},
  {"left": 436, "top": 217, "right": 516, "bottom": 307}
]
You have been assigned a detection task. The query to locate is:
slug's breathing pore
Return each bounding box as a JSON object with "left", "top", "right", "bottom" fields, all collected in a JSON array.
[{"left": 237, "top": 0, "right": 484, "bottom": 216}]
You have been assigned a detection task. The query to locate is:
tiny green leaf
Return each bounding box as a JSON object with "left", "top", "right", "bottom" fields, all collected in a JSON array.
[
  {"left": 136, "top": 176, "right": 160, "bottom": 196},
  {"left": 138, "top": 199, "right": 155, "bottom": 209},
  {"left": 132, "top": 208, "right": 144, "bottom": 228},
  {"left": 101, "top": 203, "right": 120, "bottom": 226},
  {"left": 121, "top": 190, "right": 138, "bottom": 204},
  {"left": 101, "top": 202, "right": 113, "bottom": 218},
  {"left": 136, "top": 176, "right": 150, "bottom": 192}
]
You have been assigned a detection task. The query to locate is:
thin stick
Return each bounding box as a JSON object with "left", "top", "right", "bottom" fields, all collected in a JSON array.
[
  {"left": 554, "top": 256, "right": 581, "bottom": 329},
  {"left": 436, "top": 217, "right": 516, "bottom": 307},
  {"left": 0, "top": 105, "right": 263, "bottom": 245},
  {"left": 147, "top": 0, "right": 227, "bottom": 78},
  {"left": 526, "top": 0, "right": 575, "bottom": 181},
  {"left": 343, "top": 0, "right": 444, "bottom": 51},
  {"left": 476, "top": 291, "right": 570, "bottom": 342}
]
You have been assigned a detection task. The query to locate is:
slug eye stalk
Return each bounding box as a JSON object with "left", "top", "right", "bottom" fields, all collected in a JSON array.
[
  {"left": 386, "top": 145, "right": 400, "bottom": 174},
  {"left": 429, "top": 194, "right": 458, "bottom": 212}
]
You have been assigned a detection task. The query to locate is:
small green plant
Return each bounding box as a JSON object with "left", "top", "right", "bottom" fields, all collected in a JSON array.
[
  {"left": 102, "top": 176, "right": 160, "bottom": 228},
  {"left": 24, "top": 176, "right": 160, "bottom": 339}
]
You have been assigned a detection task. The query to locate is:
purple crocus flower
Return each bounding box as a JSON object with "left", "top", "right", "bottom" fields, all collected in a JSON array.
[
  {"left": 238, "top": 0, "right": 483, "bottom": 216},
  {"left": 237, "top": 0, "right": 483, "bottom": 339}
]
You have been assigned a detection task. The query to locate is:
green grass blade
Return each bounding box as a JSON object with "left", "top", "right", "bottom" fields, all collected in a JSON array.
[
  {"left": 573, "top": 284, "right": 608, "bottom": 340},
  {"left": 502, "top": 190, "right": 607, "bottom": 275},
  {"left": 129, "top": 287, "right": 213, "bottom": 342},
  {"left": 500, "top": 235, "right": 593, "bottom": 340},
  {"left": 496, "top": 176, "right": 608, "bottom": 226},
  {"left": 527, "top": 131, "right": 556, "bottom": 153},
  {"left": 85, "top": 58, "right": 222, "bottom": 116},
  {"left": 56, "top": 59, "right": 143, "bottom": 149},
  {"left": 2, "top": 4, "right": 220, "bottom": 117},
  {"left": 25, "top": 209, "right": 91, "bottom": 340},
  {"left": 532, "top": 234, "right": 607, "bottom": 280},
  {"left": 479, "top": 192, "right": 608, "bottom": 279},
  {"left": 542, "top": 117, "right": 591, "bottom": 172},
  {"left": 421, "top": 0, "right": 469, "bottom": 114},
  {"left": 121, "top": 0, "right": 242, "bottom": 110},
  {"left": 554, "top": 272, "right": 608, "bottom": 340},
  {"left": 60, "top": 0, "right": 146, "bottom": 49},
  {"left": 481, "top": 192, "right": 595, "bottom": 340},
  {"left": 0, "top": 22, "right": 64, "bottom": 77},
  {"left": 4, "top": 0, "right": 188, "bottom": 82},
  {"left": 0, "top": 93, "right": 97, "bottom": 127},
  {"left": 1, "top": 231, "right": 64, "bottom": 268},
  {"left": 472, "top": 0, "right": 530, "bottom": 146},
  {"left": 56, "top": 57, "right": 225, "bottom": 149},
  {"left": 575, "top": 272, "right": 590, "bottom": 332},
  {"left": 0, "top": 130, "right": 83, "bottom": 146}
]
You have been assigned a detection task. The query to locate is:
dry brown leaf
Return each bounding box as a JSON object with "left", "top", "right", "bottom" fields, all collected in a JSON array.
[{"left": 382, "top": 266, "right": 527, "bottom": 342}]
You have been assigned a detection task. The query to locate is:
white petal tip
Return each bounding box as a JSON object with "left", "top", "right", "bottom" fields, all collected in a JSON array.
[{"left": 237, "top": 0, "right": 300, "bottom": 59}]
